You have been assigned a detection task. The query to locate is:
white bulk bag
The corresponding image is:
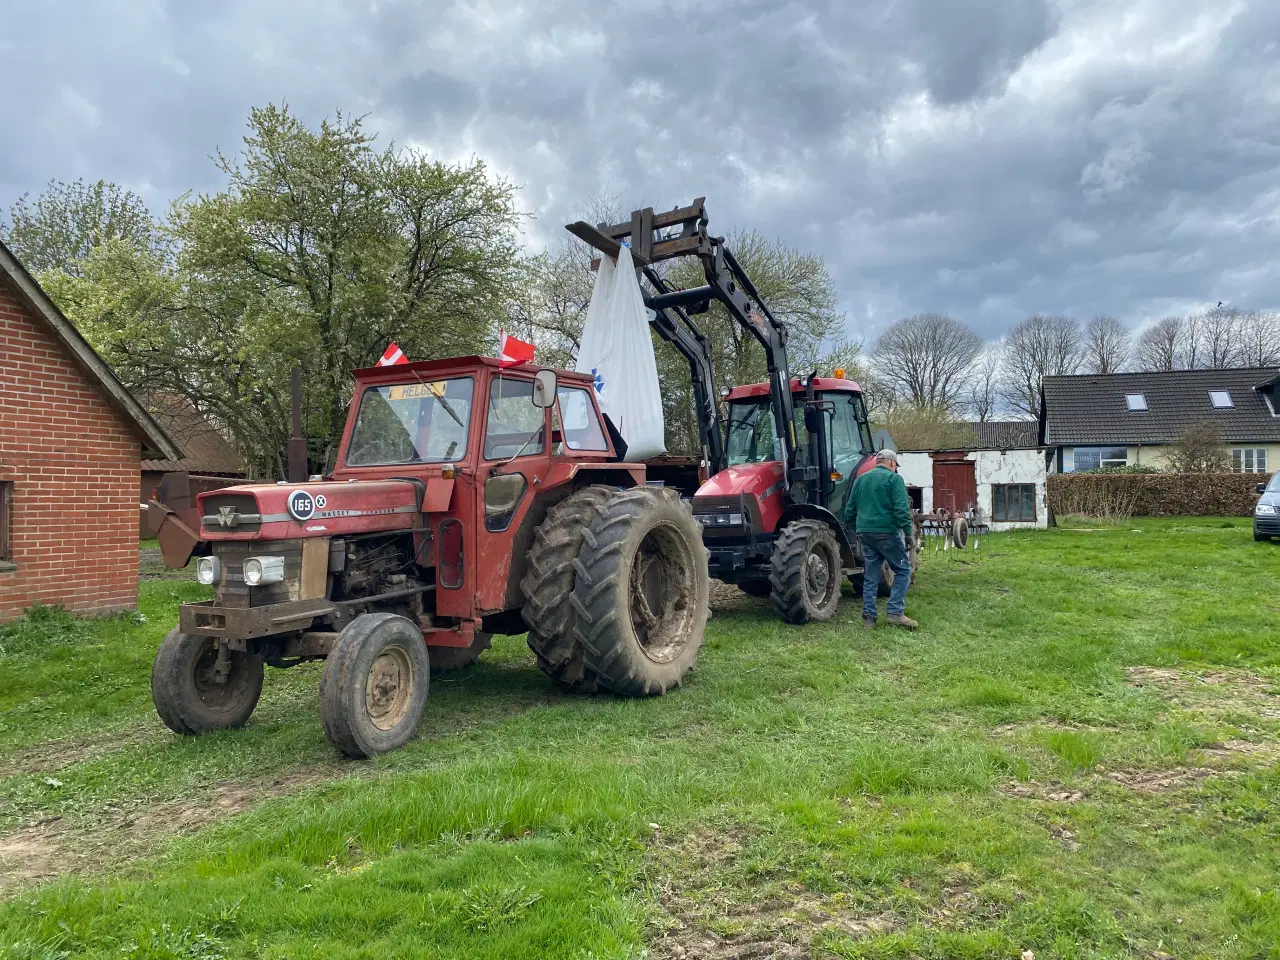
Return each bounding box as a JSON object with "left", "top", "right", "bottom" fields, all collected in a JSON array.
[{"left": 575, "top": 242, "right": 666, "bottom": 460}]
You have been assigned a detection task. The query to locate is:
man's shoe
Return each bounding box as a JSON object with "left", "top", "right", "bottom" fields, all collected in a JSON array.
[
  {"left": 886, "top": 614, "right": 918, "bottom": 630},
  {"left": 863, "top": 617, "right": 876, "bottom": 630}
]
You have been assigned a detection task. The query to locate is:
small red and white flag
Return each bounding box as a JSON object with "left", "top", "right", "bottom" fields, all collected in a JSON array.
[
  {"left": 498, "top": 329, "right": 536, "bottom": 368},
  {"left": 378, "top": 342, "right": 407, "bottom": 366}
]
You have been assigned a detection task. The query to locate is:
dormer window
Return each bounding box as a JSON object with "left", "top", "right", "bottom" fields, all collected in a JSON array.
[
  {"left": 1125, "top": 393, "right": 1147, "bottom": 411},
  {"left": 1209, "top": 390, "right": 1233, "bottom": 408}
]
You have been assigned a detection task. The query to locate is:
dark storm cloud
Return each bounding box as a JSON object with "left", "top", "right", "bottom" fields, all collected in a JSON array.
[{"left": 2, "top": 0, "right": 1279, "bottom": 343}]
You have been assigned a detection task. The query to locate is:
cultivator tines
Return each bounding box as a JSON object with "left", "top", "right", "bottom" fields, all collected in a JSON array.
[{"left": 915, "top": 506, "right": 988, "bottom": 554}]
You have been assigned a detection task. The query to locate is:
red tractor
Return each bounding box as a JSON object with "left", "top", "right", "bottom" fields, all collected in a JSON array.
[
  {"left": 152, "top": 360, "right": 710, "bottom": 757},
  {"left": 569, "top": 202, "right": 899, "bottom": 626}
]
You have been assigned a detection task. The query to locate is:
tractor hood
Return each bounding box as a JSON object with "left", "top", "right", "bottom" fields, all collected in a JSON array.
[
  {"left": 695, "top": 462, "right": 784, "bottom": 499},
  {"left": 197, "top": 479, "right": 426, "bottom": 541}
]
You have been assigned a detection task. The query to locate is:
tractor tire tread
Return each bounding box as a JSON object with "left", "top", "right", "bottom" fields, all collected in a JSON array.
[{"left": 769, "top": 519, "right": 842, "bottom": 625}]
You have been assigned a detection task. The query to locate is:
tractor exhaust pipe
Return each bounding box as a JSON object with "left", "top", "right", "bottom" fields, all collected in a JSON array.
[{"left": 287, "top": 365, "right": 308, "bottom": 483}]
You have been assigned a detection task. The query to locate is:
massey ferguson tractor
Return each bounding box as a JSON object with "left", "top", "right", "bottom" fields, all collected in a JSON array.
[{"left": 152, "top": 361, "right": 710, "bottom": 758}]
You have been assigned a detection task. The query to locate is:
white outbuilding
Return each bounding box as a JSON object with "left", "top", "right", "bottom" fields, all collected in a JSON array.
[{"left": 894, "top": 422, "right": 1050, "bottom": 532}]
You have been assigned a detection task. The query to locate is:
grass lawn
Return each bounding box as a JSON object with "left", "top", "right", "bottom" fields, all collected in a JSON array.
[{"left": 1, "top": 517, "right": 1278, "bottom": 959}]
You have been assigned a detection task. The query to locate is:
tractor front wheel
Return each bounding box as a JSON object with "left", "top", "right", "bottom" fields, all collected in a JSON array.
[
  {"left": 320, "top": 613, "right": 430, "bottom": 758},
  {"left": 572, "top": 488, "right": 709, "bottom": 696},
  {"left": 770, "top": 520, "right": 842, "bottom": 624},
  {"left": 151, "top": 628, "right": 264, "bottom": 735}
]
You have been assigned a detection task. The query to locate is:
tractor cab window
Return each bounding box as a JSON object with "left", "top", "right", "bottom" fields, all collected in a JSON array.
[
  {"left": 346, "top": 377, "right": 474, "bottom": 466},
  {"left": 556, "top": 386, "right": 609, "bottom": 451},
  {"left": 485, "top": 377, "right": 546, "bottom": 460}
]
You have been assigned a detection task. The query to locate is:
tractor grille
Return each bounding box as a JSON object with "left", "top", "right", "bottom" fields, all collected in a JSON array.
[
  {"left": 212, "top": 539, "right": 304, "bottom": 608},
  {"left": 202, "top": 493, "right": 263, "bottom": 533}
]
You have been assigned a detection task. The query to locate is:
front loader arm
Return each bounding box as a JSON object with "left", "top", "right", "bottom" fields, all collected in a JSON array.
[{"left": 566, "top": 200, "right": 797, "bottom": 496}]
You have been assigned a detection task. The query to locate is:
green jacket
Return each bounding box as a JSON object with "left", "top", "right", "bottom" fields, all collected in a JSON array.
[{"left": 849, "top": 465, "right": 912, "bottom": 535}]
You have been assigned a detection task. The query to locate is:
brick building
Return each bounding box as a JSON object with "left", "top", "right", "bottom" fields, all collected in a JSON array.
[{"left": 0, "top": 239, "right": 180, "bottom": 624}]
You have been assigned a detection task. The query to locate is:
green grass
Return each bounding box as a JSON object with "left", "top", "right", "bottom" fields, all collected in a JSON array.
[{"left": 1, "top": 518, "right": 1279, "bottom": 958}]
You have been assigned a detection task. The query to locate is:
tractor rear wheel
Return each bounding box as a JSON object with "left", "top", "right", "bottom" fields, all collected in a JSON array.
[
  {"left": 848, "top": 563, "right": 895, "bottom": 600},
  {"left": 521, "top": 485, "right": 618, "bottom": 693},
  {"left": 770, "top": 520, "right": 842, "bottom": 624},
  {"left": 320, "top": 613, "right": 429, "bottom": 758},
  {"left": 429, "top": 633, "right": 492, "bottom": 675},
  {"left": 151, "top": 628, "right": 264, "bottom": 735},
  {"left": 572, "top": 487, "right": 709, "bottom": 696}
]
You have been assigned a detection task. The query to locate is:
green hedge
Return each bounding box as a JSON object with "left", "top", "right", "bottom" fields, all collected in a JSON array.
[{"left": 1047, "top": 472, "right": 1263, "bottom": 518}]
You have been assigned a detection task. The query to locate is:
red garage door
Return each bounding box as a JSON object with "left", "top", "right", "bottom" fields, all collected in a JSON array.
[{"left": 932, "top": 459, "right": 977, "bottom": 512}]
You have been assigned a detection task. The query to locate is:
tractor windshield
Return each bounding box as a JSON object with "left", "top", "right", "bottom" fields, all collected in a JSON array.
[
  {"left": 725, "top": 398, "right": 806, "bottom": 466},
  {"left": 346, "top": 377, "right": 475, "bottom": 466}
]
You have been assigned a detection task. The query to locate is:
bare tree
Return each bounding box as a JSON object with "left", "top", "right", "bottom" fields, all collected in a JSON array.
[
  {"left": 871, "top": 313, "right": 983, "bottom": 411},
  {"left": 1236, "top": 311, "right": 1280, "bottom": 367},
  {"left": 1181, "top": 311, "right": 1204, "bottom": 370},
  {"left": 966, "top": 342, "right": 1004, "bottom": 422},
  {"left": 999, "top": 314, "right": 1081, "bottom": 418},
  {"left": 1193, "top": 305, "right": 1240, "bottom": 369},
  {"left": 1081, "top": 315, "right": 1130, "bottom": 374},
  {"left": 1134, "top": 317, "right": 1184, "bottom": 371}
]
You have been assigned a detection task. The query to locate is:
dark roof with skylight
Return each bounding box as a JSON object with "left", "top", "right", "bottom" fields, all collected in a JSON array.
[{"left": 1041, "top": 367, "right": 1280, "bottom": 445}]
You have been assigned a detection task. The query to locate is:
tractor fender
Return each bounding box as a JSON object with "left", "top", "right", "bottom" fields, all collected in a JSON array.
[{"left": 776, "top": 503, "right": 856, "bottom": 567}]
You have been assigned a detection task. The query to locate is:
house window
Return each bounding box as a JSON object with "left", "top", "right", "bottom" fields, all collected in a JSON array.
[
  {"left": 1231, "top": 448, "right": 1268, "bottom": 473},
  {"left": 1070, "top": 446, "right": 1128, "bottom": 472},
  {"left": 1210, "top": 390, "right": 1234, "bottom": 409},
  {"left": 993, "top": 484, "right": 1037, "bottom": 522},
  {"left": 1125, "top": 394, "right": 1148, "bottom": 411},
  {"left": 0, "top": 482, "right": 12, "bottom": 568}
]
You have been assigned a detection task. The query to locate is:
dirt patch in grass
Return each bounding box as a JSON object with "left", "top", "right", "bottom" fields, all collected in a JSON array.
[
  {"left": 0, "top": 727, "right": 167, "bottom": 780},
  {"left": 645, "top": 827, "right": 898, "bottom": 959},
  {"left": 999, "top": 780, "right": 1086, "bottom": 803},
  {"left": 1126, "top": 666, "right": 1280, "bottom": 721},
  {"left": 0, "top": 764, "right": 347, "bottom": 893}
]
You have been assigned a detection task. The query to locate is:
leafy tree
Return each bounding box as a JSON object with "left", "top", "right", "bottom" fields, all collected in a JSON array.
[
  {"left": 871, "top": 313, "right": 982, "bottom": 411},
  {"left": 165, "top": 104, "right": 524, "bottom": 472},
  {"left": 3, "top": 178, "right": 156, "bottom": 276},
  {"left": 1166, "top": 419, "right": 1229, "bottom": 473},
  {"left": 875, "top": 405, "right": 975, "bottom": 452}
]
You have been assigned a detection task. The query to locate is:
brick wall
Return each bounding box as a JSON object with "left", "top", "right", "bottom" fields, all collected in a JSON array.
[{"left": 0, "top": 275, "right": 140, "bottom": 622}]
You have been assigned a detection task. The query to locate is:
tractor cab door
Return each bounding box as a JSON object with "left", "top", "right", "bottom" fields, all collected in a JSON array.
[
  {"left": 472, "top": 372, "right": 555, "bottom": 614},
  {"left": 825, "top": 392, "right": 875, "bottom": 523}
]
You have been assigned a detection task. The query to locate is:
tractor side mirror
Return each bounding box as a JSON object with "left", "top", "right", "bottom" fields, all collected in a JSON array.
[{"left": 532, "top": 370, "right": 558, "bottom": 408}]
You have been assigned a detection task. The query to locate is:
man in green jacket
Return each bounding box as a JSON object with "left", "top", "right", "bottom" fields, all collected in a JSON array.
[{"left": 848, "top": 448, "right": 917, "bottom": 630}]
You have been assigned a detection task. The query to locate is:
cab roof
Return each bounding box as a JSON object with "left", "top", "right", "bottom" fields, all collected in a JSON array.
[
  {"left": 353, "top": 354, "right": 595, "bottom": 388},
  {"left": 725, "top": 377, "right": 864, "bottom": 401}
]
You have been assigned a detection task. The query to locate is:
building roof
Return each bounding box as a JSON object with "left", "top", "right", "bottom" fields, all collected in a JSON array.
[
  {"left": 0, "top": 239, "right": 181, "bottom": 461},
  {"left": 1041, "top": 367, "right": 1280, "bottom": 445},
  {"left": 962, "top": 421, "right": 1040, "bottom": 450},
  {"left": 139, "top": 396, "right": 246, "bottom": 475}
]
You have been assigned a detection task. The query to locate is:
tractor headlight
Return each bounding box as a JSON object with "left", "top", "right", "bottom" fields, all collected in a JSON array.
[
  {"left": 195, "top": 556, "right": 221, "bottom": 585},
  {"left": 1257, "top": 504, "right": 1276, "bottom": 516},
  {"left": 243, "top": 556, "right": 286, "bottom": 585},
  {"left": 695, "top": 513, "right": 744, "bottom": 527}
]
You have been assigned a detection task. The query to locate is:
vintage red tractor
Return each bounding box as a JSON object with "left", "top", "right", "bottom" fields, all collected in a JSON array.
[{"left": 152, "top": 359, "right": 710, "bottom": 757}]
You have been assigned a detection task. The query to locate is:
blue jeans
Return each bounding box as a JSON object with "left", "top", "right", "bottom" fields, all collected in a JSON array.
[{"left": 859, "top": 532, "right": 911, "bottom": 620}]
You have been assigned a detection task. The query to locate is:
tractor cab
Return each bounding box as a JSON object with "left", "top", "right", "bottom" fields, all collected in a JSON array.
[{"left": 692, "top": 374, "right": 877, "bottom": 597}]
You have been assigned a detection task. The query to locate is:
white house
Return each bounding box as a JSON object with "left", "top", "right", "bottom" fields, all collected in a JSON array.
[{"left": 895, "top": 422, "right": 1050, "bottom": 532}]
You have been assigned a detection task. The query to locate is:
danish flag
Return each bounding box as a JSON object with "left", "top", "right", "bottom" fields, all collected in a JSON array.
[
  {"left": 378, "top": 342, "right": 407, "bottom": 366},
  {"left": 498, "top": 329, "right": 536, "bottom": 368}
]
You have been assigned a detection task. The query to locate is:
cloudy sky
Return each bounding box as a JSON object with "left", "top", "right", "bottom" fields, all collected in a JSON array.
[{"left": 2, "top": 0, "right": 1278, "bottom": 344}]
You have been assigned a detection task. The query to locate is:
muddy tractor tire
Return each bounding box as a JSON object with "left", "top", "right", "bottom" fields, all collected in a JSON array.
[
  {"left": 521, "top": 484, "right": 618, "bottom": 693},
  {"left": 151, "top": 627, "right": 264, "bottom": 735},
  {"left": 428, "top": 632, "right": 493, "bottom": 676},
  {"left": 320, "top": 613, "right": 430, "bottom": 759},
  {"left": 770, "top": 519, "right": 842, "bottom": 624},
  {"left": 571, "top": 487, "right": 709, "bottom": 696}
]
